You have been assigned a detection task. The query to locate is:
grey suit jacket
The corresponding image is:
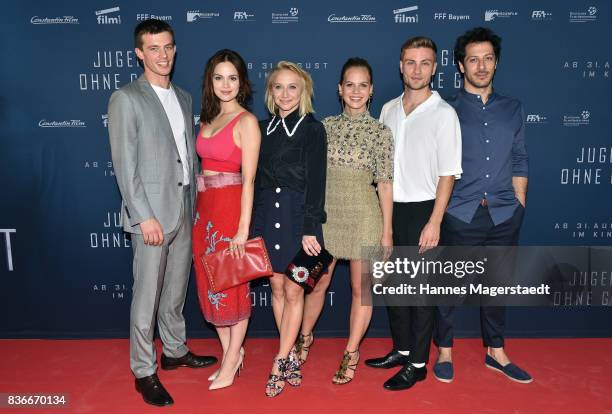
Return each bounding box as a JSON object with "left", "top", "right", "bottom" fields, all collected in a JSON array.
[{"left": 108, "top": 75, "right": 198, "bottom": 234}]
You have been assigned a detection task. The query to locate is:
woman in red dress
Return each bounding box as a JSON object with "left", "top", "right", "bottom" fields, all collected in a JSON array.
[{"left": 192, "top": 49, "right": 261, "bottom": 390}]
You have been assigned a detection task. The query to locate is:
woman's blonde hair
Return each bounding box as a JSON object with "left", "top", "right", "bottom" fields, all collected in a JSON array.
[{"left": 264, "top": 61, "right": 314, "bottom": 116}]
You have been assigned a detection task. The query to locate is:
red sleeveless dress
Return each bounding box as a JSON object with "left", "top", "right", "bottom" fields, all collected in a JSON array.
[{"left": 192, "top": 112, "right": 251, "bottom": 326}]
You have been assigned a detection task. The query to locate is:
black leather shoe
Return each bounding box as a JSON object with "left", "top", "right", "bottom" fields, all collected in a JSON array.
[
  {"left": 161, "top": 351, "right": 218, "bottom": 370},
  {"left": 383, "top": 364, "right": 427, "bottom": 391},
  {"left": 365, "top": 350, "right": 410, "bottom": 369},
  {"left": 135, "top": 374, "right": 173, "bottom": 407}
]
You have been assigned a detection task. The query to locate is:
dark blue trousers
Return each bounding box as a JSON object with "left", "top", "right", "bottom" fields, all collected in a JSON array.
[{"left": 434, "top": 204, "right": 525, "bottom": 348}]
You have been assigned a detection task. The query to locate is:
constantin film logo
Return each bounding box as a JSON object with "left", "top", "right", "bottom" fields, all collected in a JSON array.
[
  {"left": 272, "top": 7, "right": 299, "bottom": 24},
  {"left": 30, "top": 15, "right": 79, "bottom": 24},
  {"left": 186, "top": 10, "right": 219, "bottom": 22},
  {"left": 39, "top": 119, "right": 87, "bottom": 128},
  {"left": 563, "top": 110, "right": 591, "bottom": 127},
  {"left": 531, "top": 10, "right": 552, "bottom": 21},
  {"left": 569, "top": 6, "right": 597, "bottom": 23},
  {"left": 328, "top": 12, "right": 377, "bottom": 23},
  {"left": 484, "top": 9, "right": 518, "bottom": 22},
  {"left": 393, "top": 6, "right": 418, "bottom": 23},
  {"left": 95, "top": 6, "right": 121, "bottom": 24}
]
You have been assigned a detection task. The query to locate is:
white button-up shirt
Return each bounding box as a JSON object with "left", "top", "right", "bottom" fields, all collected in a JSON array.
[{"left": 379, "top": 91, "right": 462, "bottom": 202}]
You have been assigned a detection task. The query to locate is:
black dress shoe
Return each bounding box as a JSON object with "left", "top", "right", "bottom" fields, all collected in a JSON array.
[
  {"left": 364, "top": 350, "right": 410, "bottom": 369},
  {"left": 161, "top": 351, "right": 218, "bottom": 370},
  {"left": 135, "top": 374, "right": 173, "bottom": 407},
  {"left": 383, "top": 364, "right": 427, "bottom": 391}
]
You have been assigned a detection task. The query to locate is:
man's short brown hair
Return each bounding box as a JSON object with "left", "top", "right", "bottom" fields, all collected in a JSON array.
[
  {"left": 134, "top": 18, "right": 174, "bottom": 50},
  {"left": 400, "top": 36, "right": 438, "bottom": 60}
]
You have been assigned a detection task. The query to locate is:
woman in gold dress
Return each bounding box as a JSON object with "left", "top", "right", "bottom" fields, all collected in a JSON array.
[{"left": 297, "top": 57, "right": 394, "bottom": 384}]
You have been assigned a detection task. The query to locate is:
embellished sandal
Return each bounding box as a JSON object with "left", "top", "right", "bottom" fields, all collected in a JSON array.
[
  {"left": 265, "top": 357, "right": 287, "bottom": 397},
  {"left": 332, "top": 350, "right": 359, "bottom": 385},
  {"left": 284, "top": 348, "right": 303, "bottom": 387},
  {"left": 295, "top": 332, "right": 313, "bottom": 364}
]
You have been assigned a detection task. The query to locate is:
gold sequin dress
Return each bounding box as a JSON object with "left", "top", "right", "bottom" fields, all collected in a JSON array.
[{"left": 322, "top": 111, "right": 394, "bottom": 260}]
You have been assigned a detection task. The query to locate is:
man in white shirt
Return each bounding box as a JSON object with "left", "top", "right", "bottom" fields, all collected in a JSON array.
[
  {"left": 364, "top": 36, "right": 462, "bottom": 391},
  {"left": 108, "top": 19, "right": 217, "bottom": 407}
]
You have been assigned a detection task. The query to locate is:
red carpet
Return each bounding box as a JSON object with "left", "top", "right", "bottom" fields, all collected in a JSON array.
[{"left": 1, "top": 338, "right": 611, "bottom": 414}]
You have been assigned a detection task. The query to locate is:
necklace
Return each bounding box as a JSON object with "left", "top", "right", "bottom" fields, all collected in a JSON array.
[{"left": 266, "top": 114, "right": 306, "bottom": 137}]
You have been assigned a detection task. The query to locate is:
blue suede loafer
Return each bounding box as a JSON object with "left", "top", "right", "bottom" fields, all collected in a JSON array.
[
  {"left": 433, "top": 361, "right": 454, "bottom": 383},
  {"left": 485, "top": 354, "right": 533, "bottom": 384}
]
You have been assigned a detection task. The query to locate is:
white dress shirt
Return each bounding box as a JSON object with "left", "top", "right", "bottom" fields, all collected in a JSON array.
[{"left": 379, "top": 90, "right": 462, "bottom": 202}]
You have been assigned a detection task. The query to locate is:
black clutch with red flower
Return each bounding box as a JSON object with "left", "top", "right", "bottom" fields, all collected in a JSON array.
[{"left": 284, "top": 247, "right": 333, "bottom": 293}]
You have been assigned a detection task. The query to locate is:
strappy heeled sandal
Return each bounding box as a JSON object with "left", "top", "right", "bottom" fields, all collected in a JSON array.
[
  {"left": 295, "top": 332, "right": 313, "bottom": 364},
  {"left": 332, "top": 350, "right": 359, "bottom": 385},
  {"left": 265, "top": 357, "right": 287, "bottom": 397},
  {"left": 284, "top": 348, "right": 303, "bottom": 387}
]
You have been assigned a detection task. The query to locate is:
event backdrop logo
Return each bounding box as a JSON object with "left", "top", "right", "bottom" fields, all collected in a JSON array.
[
  {"left": 525, "top": 113, "right": 548, "bottom": 125},
  {"left": 531, "top": 10, "right": 553, "bottom": 21},
  {"left": 186, "top": 10, "right": 220, "bottom": 22},
  {"left": 136, "top": 13, "right": 172, "bottom": 21},
  {"left": 233, "top": 11, "right": 255, "bottom": 22},
  {"left": 272, "top": 7, "right": 299, "bottom": 24},
  {"left": 563, "top": 110, "right": 591, "bottom": 127},
  {"left": 484, "top": 9, "right": 518, "bottom": 22},
  {"left": 101, "top": 114, "right": 108, "bottom": 128},
  {"left": 393, "top": 6, "right": 418, "bottom": 23},
  {"left": 1, "top": 229, "right": 16, "bottom": 271},
  {"left": 39, "top": 119, "right": 86, "bottom": 128},
  {"left": 95, "top": 7, "right": 121, "bottom": 24},
  {"left": 328, "top": 13, "right": 377, "bottom": 23},
  {"left": 569, "top": 6, "right": 597, "bottom": 23},
  {"left": 433, "top": 11, "right": 470, "bottom": 21},
  {"left": 30, "top": 15, "right": 79, "bottom": 24}
]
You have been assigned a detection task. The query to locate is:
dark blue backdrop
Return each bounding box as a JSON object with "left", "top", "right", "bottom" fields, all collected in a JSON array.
[{"left": 2, "top": 1, "right": 611, "bottom": 338}]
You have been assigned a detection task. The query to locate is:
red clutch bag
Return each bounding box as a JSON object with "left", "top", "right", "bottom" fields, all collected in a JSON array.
[{"left": 201, "top": 237, "right": 273, "bottom": 293}]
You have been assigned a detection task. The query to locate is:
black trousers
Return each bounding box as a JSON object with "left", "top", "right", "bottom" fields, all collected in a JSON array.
[
  {"left": 385, "top": 200, "right": 435, "bottom": 364},
  {"left": 434, "top": 204, "right": 525, "bottom": 348}
]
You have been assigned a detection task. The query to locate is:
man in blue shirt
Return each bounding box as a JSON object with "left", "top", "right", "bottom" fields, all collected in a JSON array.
[{"left": 432, "top": 27, "right": 532, "bottom": 384}]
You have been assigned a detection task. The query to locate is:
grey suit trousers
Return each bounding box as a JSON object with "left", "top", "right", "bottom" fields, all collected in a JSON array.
[{"left": 130, "top": 186, "right": 192, "bottom": 378}]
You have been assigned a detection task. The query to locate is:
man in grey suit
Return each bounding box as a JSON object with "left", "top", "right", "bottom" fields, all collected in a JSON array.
[{"left": 108, "top": 19, "right": 217, "bottom": 407}]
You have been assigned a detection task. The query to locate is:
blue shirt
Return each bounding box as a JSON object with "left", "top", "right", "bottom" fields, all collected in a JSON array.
[{"left": 446, "top": 89, "right": 528, "bottom": 225}]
